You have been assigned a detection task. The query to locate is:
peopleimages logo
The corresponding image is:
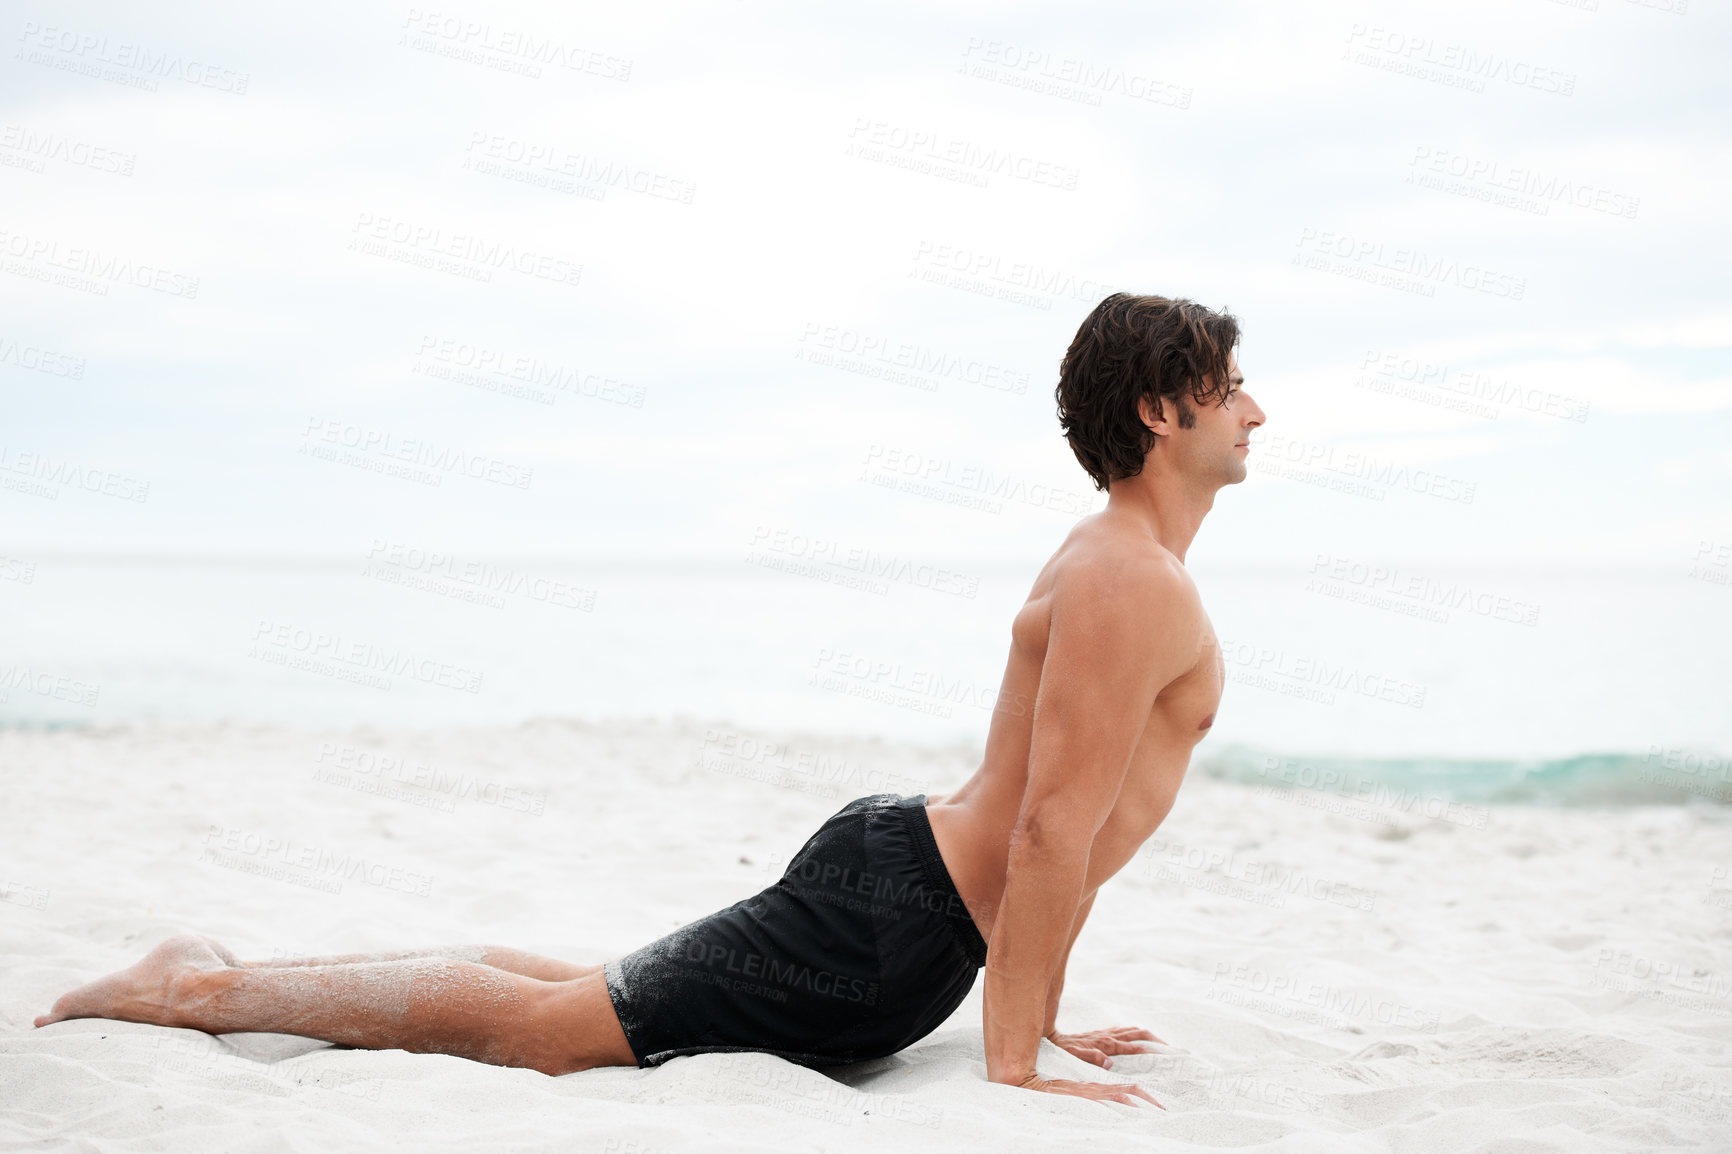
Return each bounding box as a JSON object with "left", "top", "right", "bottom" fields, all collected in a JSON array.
[
  {"left": 1407, "top": 146, "right": 1639, "bottom": 220},
  {"left": 845, "top": 118, "right": 1081, "bottom": 190},
  {"left": 249, "top": 619, "right": 484, "bottom": 694},
  {"left": 1357, "top": 349, "right": 1590, "bottom": 424},
  {"left": 15, "top": 21, "right": 251, "bottom": 94},
  {"left": 0, "top": 664, "right": 100, "bottom": 707},
  {"left": 1294, "top": 228, "right": 1525, "bottom": 300},
  {"left": 1308, "top": 553, "right": 1540, "bottom": 626},
  {"left": 673, "top": 938, "right": 879, "bottom": 1005},
  {"left": 347, "top": 212, "right": 582, "bottom": 288},
  {"left": 1252, "top": 432, "right": 1477, "bottom": 505},
  {"left": 796, "top": 323, "right": 1029, "bottom": 395},
  {"left": 201, "top": 826, "right": 433, "bottom": 897},
  {"left": 910, "top": 240, "right": 1116, "bottom": 304},
  {"left": 860, "top": 444, "right": 1098, "bottom": 517},
  {"left": 364, "top": 539, "right": 594, "bottom": 611},
  {"left": 0, "top": 445, "right": 149, "bottom": 503},
  {"left": 462, "top": 131, "right": 694, "bottom": 204},
  {"left": 747, "top": 526, "right": 979, "bottom": 599},
  {"left": 0, "top": 333, "right": 86, "bottom": 378},
  {"left": 0, "top": 225, "right": 200, "bottom": 298},
  {"left": 399, "top": 8, "right": 633, "bottom": 81},
  {"left": 300, "top": 418, "right": 534, "bottom": 490},
  {"left": 957, "top": 38, "right": 1193, "bottom": 109},
  {"left": 782, "top": 855, "right": 972, "bottom": 921},
  {"left": 1217, "top": 636, "right": 1427, "bottom": 709}
]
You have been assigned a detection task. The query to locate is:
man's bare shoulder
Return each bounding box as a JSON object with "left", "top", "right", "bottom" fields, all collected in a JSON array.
[{"left": 1044, "top": 514, "right": 1200, "bottom": 613}]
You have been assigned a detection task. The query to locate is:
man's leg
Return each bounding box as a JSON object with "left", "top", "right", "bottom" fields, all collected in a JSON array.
[
  {"left": 34, "top": 934, "right": 635, "bottom": 1076},
  {"left": 243, "top": 944, "right": 598, "bottom": 983}
]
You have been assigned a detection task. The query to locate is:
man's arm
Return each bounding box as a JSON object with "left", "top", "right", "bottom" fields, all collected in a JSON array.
[
  {"left": 1041, "top": 890, "right": 1094, "bottom": 1038},
  {"left": 1042, "top": 890, "right": 1164, "bottom": 1068},
  {"left": 982, "top": 554, "right": 1197, "bottom": 1103}
]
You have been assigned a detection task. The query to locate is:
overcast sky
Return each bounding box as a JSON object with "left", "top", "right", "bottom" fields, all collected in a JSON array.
[{"left": 4, "top": 0, "right": 1728, "bottom": 569}]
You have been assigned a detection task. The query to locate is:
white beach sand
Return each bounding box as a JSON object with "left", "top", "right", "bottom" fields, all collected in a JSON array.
[{"left": 3, "top": 719, "right": 1730, "bottom": 1152}]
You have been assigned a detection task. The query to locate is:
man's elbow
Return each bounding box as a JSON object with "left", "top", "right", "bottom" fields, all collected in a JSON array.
[{"left": 1008, "top": 808, "right": 1093, "bottom": 868}]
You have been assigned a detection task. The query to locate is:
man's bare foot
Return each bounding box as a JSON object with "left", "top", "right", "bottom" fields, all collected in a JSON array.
[{"left": 34, "top": 933, "right": 238, "bottom": 1029}]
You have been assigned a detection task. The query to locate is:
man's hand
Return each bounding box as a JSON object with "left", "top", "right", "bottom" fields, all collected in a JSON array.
[
  {"left": 1017, "top": 1073, "right": 1164, "bottom": 1109},
  {"left": 1046, "top": 1025, "right": 1164, "bottom": 1069}
]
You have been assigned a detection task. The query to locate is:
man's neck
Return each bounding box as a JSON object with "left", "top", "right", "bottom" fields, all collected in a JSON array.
[{"left": 1102, "top": 470, "right": 1217, "bottom": 563}]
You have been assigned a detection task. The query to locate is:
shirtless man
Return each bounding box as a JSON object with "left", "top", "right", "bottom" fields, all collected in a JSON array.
[{"left": 37, "top": 293, "right": 1264, "bottom": 1109}]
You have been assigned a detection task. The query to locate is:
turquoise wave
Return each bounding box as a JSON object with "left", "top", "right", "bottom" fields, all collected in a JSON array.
[{"left": 1198, "top": 744, "right": 1732, "bottom": 807}]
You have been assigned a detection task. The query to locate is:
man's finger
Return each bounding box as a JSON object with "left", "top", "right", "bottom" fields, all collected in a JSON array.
[
  {"left": 1056, "top": 1041, "right": 1111, "bottom": 1066},
  {"left": 1088, "top": 1081, "right": 1145, "bottom": 1105},
  {"left": 1112, "top": 1027, "right": 1160, "bottom": 1041},
  {"left": 1102, "top": 1039, "right": 1156, "bottom": 1054},
  {"left": 1079, "top": 1079, "right": 1162, "bottom": 1110},
  {"left": 1042, "top": 1077, "right": 1162, "bottom": 1110}
]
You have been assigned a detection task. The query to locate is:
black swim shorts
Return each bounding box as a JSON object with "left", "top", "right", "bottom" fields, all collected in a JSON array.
[{"left": 603, "top": 793, "right": 989, "bottom": 1068}]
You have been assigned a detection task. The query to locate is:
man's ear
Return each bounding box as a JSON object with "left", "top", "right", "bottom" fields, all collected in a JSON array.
[{"left": 1137, "top": 394, "right": 1171, "bottom": 438}]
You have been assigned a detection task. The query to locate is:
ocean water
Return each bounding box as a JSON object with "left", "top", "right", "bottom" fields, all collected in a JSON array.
[{"left": 1, "top": 556, "right": 1727, "bottom": 807}]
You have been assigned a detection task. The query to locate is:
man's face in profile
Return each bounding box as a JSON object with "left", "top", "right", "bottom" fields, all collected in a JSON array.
[{"left": 1154, "top": 353, "right": 1265, "bottom": 487}]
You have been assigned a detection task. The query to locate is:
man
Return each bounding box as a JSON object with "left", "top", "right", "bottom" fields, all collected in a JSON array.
[{"left": 37, "top": 293, "right": 1264, "bottom": 1109}]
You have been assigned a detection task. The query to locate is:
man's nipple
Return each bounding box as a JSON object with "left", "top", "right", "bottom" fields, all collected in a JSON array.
[{"left": 1197, "top": 713, "right": 1215, "bottom": 731}]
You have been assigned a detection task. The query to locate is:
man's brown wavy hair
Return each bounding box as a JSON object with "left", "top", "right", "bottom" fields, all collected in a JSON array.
[{"left": 1055, "top": 293, "right": 1241, "bottom": 491}]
